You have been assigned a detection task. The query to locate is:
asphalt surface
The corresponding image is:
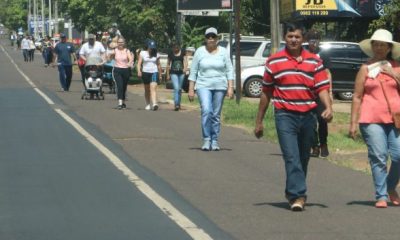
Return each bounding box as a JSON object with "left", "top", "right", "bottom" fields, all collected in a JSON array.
[{"left": 1, "top": 40, "right": 400, "bottom": 240}]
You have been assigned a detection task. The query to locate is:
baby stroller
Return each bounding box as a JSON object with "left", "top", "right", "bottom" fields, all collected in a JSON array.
[
  {"left": 103, "top": 60, "right": 116, "bottom": 94},
  {"left": 81, "top": 56, "right": 105, "bottom": 100}
]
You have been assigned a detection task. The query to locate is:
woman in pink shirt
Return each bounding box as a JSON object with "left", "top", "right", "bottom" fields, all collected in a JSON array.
[
  {"left": 109, "top": 37, "right": 134, "bottom": 109},
  {"left": 350, "top": 29, "right": 400, "bottom": 208}
]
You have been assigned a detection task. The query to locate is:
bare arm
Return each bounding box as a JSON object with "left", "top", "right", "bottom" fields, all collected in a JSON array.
[
  {"left": 156, "top": 58, "right": 163, "bottom": 81},
  {"left": 349, "top": 65, "right": 367, "bottom": 139},
  {"left": 137, "top": 55, "right": 143, "bottom": 78},
  {"left": 165, "top": 58, "right": 171, "bottom": 80},
  {"left": 254, "top": 91, "right": 272, "bottom": 139}
]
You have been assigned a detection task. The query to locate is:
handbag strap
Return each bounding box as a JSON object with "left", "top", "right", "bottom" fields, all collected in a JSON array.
[{"left": 379, "top": 79, "right": 393, "bottom": 114}]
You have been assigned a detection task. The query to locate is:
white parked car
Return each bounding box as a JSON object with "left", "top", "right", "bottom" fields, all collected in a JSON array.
[{"left": 240, "top": 64, "right": 265, "bottom": 98}]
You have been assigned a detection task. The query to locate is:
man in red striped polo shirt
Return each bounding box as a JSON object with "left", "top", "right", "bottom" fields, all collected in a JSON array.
[{"left": 254, "top": 22, "right": 333, "bottom": 211}]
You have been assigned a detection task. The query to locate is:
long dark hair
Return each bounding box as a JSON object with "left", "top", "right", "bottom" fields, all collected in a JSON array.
[{"left": 149, "top": 48, "right": 157, "bottom": 58}]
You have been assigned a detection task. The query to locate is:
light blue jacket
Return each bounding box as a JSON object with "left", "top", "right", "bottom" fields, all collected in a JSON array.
[{"left": 188, "top": 46, "right": 234, "bottom": 90}]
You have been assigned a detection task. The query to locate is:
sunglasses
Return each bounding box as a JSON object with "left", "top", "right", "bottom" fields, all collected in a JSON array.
[{"left": 205, "top": 34, "right": 217, "bottom": 39}]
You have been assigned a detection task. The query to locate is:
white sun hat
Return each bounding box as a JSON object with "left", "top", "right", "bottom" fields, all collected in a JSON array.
[{"left": 359, "top": 29, "right": 400, "bottom": 59}]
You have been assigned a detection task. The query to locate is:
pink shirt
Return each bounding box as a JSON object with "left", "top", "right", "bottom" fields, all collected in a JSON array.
[
  {"left": 114, "top": 48, "right": 130, "bottom": 68},
  {"left": 359, "top": 61, "right": 400, "bottom": 123}
]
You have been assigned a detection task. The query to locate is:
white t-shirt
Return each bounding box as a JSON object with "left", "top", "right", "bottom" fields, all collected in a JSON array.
[
  {"left": 21, "top": 38, "right": 30, "bottom": 50},
  {"left": 140, "top": 50, "right": 160, "bottom": 73},
  {"left": 79, "top": 41, "right": 106, "bottom": 59}
]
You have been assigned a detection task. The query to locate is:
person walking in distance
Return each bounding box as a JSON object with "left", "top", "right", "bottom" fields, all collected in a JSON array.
[
  {"left": 306, "top": 30, "right": 333, "bottom": 158},
  {"left": 188, "top": 27, "right": 234, "bottom": 151},
  {"left": 28, "top": 36, "right": 36, "bottom": 62},
  {"left": 109, "top": 37, "right": 134, "bottom": 110},
  {"left": 53, "top": 33, "right": 77, "bottom": 91},
  {"left": 254, "top": 23, "right": 333, "bottom": 211},
  {"left": 166, "top": 43, "right": 188, "bottom": 111},
  {"left": 21, "top": 35, "right": 30, "bottom": 62},
  {"left": 349, "top": 29, "right": 400, "bottom": 208},
  {"left": 137, "top": 39, "right": 162, "bottom": 111}
]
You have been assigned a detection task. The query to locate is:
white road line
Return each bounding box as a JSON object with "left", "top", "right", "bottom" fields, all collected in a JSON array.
[
  {"left": 1, "top": 45, "right": 54, "bottom": 105},
  {"left": 1, "top": 44, "right": 213, "bottom": 240}
]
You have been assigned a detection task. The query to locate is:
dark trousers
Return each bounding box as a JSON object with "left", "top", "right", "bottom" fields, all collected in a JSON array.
[
  {"left": 113, "top": 67, "right": 130, "bottom": 100},
  {"left": 79, "top": 65, "right": 85, "bottom": 88},
  {"left": 42, "top": 48, "right": 53, "bottom": 65},
  {"left": 22, "top": 49, "right": 29, "bottom": 62},
  {"left": 29, "top": 49, "right": 35, "bottom": 61},
  {"left": 58, "top": 65, "right": 73, "bottom": 91},
  {"left": 313, "top": 99, "right": 328, "bottom": 147},
  {"left": 314, "top": 115, "right": 328, "bottom": 146}
]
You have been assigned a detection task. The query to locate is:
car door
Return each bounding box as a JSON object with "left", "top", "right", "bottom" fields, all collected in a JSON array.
[{"left": 322, "top": 43, "right": 361, "bottom": 92}]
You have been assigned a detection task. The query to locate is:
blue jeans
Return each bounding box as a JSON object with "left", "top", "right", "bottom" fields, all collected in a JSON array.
[
  {"left": 171, "top": 73, "right": 185, "bottom": 106},
  {"left": 57, "top": 64, "right": 73, "bottom": 91},
  {"left": 196, "top": 88, "right": 226, "bottom": 142},
  {"left": 275, "top": 109, "right": 317, "bottom": 201},
  {"left": 360, "top": 123, "right": 400, "bottom": 201}
]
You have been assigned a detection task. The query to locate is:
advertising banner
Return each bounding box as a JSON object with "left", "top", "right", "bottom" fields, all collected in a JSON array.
[{"left": 280, "top": 0, "right": 392, "bottom": 20}]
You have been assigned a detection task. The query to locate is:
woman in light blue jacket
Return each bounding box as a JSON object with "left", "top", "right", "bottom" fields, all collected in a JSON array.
[{"left": 188, "top": 27, "right": 234, "bottom": 151}]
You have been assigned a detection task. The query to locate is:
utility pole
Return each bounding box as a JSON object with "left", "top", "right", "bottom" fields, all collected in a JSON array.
[
  {"left": 28, "top": 0, "right": 31, "bottom": 34},
  {"left": 48, "top": 0, "right": 52, "bottom": 37},
  {"left": 234, "top": 0, "right": 241, "bottom": 104},
  {"left": 270, "top": 0, "right": 281, "bottom": 54},
  {"left": 54, "top": 0, "right": 58, "bottom": 34},
  {"left": 41, "top": 0, "right": 45, "bottom": 37},
  {"left": 33, "top": 0, "right": 38, "bottom": 38}
]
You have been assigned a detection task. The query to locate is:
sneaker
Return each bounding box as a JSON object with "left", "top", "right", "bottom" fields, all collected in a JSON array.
[
  {"left": 174, "top": 105, "right": 180, "bottom": 111},
  {"left": 320, "top": 144, "right": 329, "bottom": 158},
  {"left": 375, "top": 200, "right": 388, "bottom": 208},
  {"left": 289, "top": 197, "right": 306, "bottom": 211},
  {"left": 145, "top": 104, "right": 151, "bottom": 110},
  {"left": 211, "top": 141, "right": 220, "bottom": 151},
  {"left": 117, "top": 105, "right": 123, "bottom": 110},
  {"left": 388, "top": 190, "right": 400, "bottom": 206},
  {"left": 152, "top": 104, "right": 159, "bottom": 111},
  {"left": 122, "top": 103, "right": 126, "bottom": 109},
  {"left": 201, "top": 140, "right": 211, "bottom": 151},
  {"left": 310, "top": 146, "right": 320, "bottom": 157}
]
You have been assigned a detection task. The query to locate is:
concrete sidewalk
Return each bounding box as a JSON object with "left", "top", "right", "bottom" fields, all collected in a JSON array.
[{"left": 3, "top": 42, "right": 400, "bottom": 240}]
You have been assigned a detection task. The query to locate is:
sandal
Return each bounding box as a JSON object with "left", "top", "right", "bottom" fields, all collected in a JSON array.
[
  {"left": 388, "top": 190, "right": 400, "bottom": 206},
  {"left": 375, "top": 200, "right": 388, "bottom": 208}
]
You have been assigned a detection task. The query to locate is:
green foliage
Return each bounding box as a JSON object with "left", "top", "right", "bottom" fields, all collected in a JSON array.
[
  {"left": 181, "top": 22, "right": 206, "bottom": 48},
  {"left": 369, "top": 0, "right": 400, "bottom": 40},
  {"left": 0, "top": 0, "right": 28, "bottom": 32}
]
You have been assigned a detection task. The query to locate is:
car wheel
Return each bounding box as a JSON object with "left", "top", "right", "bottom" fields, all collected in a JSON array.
[
  {"left": 336, "top": 92, "right": 353, "bottom": 101},
  {"left": 244, "top": 77, "right": 262, "bottom": 98}
]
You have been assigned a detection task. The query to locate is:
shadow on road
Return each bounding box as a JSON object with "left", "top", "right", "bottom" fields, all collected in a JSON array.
[{"left": 253, "top": 202, "right": 328, "bottom": 209}]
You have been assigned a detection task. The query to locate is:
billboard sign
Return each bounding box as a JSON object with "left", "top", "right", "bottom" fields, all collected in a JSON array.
[
  {"left": 177, "top": 0, "right": 233, "bottom": 14},
  {"left": 280, "top": 0, "right": 392, "bottom": 20}
]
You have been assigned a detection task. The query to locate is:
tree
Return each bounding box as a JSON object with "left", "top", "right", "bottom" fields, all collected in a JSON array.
[
  {"left": 0, "top": 0, "right": 28, "bottom": 32},
  {"left": 369, "top": 0, "right": 400, "bottom": 41}
]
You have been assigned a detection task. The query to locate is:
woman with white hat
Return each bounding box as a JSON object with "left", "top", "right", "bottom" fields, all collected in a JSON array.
[{"left": 349, "top": 29, "right": 400, "bottom": 208}]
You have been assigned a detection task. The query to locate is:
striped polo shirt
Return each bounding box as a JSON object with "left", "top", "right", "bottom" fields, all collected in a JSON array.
[{"left": 263, "top": 47, "right": 330, "bottom": 112}]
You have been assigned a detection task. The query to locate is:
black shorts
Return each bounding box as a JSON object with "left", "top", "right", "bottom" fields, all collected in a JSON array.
[{"left": 142, "top": 72, "right": 159, "bottom": 84}]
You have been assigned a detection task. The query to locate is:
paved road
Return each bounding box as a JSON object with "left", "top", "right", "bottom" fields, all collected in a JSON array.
[{"left": 1, "top": 40, "right": 400, "bottom": 240}]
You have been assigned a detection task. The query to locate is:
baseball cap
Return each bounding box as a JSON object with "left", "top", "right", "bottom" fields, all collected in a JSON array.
[
  {"left": 147, "top": 39, "right": 156, "bottom": 49},
  {"left": 60, "top": 33, "right": 66, "bottom": 38},
  {"left": 205, "top": 27, "right": 218, "bottom": 36},
  {"left": 88, "top": 33, "right": 95, "bottom": 39}
]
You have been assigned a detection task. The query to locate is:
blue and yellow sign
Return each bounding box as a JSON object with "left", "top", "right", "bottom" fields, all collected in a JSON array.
[{"left": 280, "top": 0, "right": 392, "bottom": 20}]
